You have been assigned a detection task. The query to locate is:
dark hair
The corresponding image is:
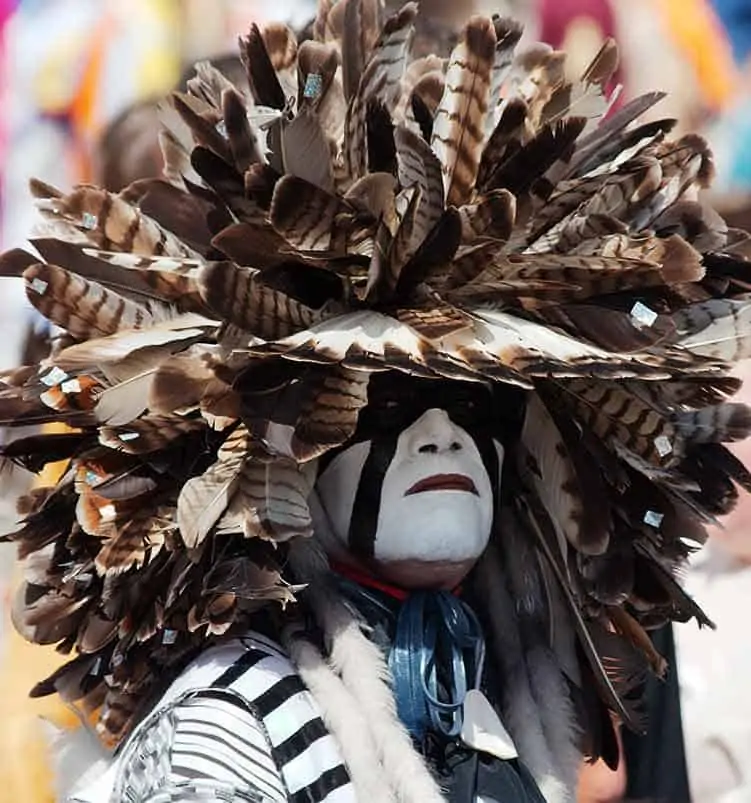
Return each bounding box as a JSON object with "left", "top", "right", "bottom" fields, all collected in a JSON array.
[{"left": 95, "top": 98, "right": 163, "bottom": 191}]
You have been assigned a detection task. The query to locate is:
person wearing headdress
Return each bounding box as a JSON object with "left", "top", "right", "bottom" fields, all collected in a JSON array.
[{"left": 0, "top": 2, "right": 749, "bottom": 802}]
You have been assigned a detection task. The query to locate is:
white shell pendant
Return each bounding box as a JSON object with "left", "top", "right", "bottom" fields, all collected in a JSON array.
[{"left": 460, "top": 689, "right": 519, "bottom": 761}]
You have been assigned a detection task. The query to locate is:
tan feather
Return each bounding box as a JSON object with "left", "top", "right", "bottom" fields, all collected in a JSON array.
[
  {"left": 519, "top": 392, "right": 610, "bottom": 556},
  {"left": 53, "top": 315, "right": 214, "bottom": 371},
  {"left": 394, "top": 126, "right": 445, "bottom": 244},
  {"left": 342, "top": 0, "right": 382, "bottom": 101},
  {"left": 281, "top": 109, "right": 335, "bottom": 191},
  {"left": 147, "top": 346, "right": 223, "bottom": 416},
  {"left": 218, "top": 454, "right": 314, "bottom": 540},
  {"left": 261, "top": 22, "right": 298, "bottom": 103},
  {"left": 296, "top": 40, "right": 346, "bottom": 144},
  {"left": 431, "top": 16, "right": 496, "bottom": 206},
  {"left": 93, "top": 370, "right": 161, "bottom": 427},
  {"left": 484, "top": 17, "right": 524, "bottom": 139},
  {"left": 675, "top": 298, "right": 751, "bottom": 361},
  {"left": 177, "top": 425, "right": 250, "bottom": 548},
  {"left": 24, "top": 263, "right": 175, "bottom": 340},
  {"left": 457, "top": 189, "right": 516, "bottom": 243},
  {"left": 221, "top": 88, "right": 263, "bottom": 173},
  {"left": 197, "top": 260, "right": 334, "bottom": 339},
  {"left": 36, "top": 183, "right": 199, "bottom": 258},
  {"left": 344, "top": 3, "right": 418, "bottom": 180}
]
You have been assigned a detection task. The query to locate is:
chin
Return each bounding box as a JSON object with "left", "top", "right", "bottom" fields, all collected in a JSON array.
[
  {"left": 375, "top": 557, "right": 477, "bottom": 590},
  {"left": 375, "top": 491, "right": 491, "bottom": 564}
]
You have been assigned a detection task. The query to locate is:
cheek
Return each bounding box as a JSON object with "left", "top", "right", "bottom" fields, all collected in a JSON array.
[{"left": 313, "top": 441, "right": 371, "bottom": 546}]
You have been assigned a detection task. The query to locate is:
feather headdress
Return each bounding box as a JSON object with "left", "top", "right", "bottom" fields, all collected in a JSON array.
[{"left": 1, "top": 0, "right": 750, "bottom": 767}]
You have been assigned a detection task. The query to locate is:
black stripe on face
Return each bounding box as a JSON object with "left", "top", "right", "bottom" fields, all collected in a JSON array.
[
  {"left": 289, "top": 765, "right": 351, "bottom": 803},
  {"left": 347, "top": 434, "right": 399, "bottom": 560},
  {"left": 346, "top": 429, "right": 500, "bottom": 563}
]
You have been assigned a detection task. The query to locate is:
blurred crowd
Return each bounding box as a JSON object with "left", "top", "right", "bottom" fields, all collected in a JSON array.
[{"left": 0, "top": 1, "right": 750, "bottom": 802}]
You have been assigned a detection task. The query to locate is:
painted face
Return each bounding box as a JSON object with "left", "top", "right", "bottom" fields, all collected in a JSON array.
[{"left": 312, "top": 379, "right": 506, "bottom": 589}]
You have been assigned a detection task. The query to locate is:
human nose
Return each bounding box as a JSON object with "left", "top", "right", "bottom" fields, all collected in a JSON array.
[{"left": 407, "top": 408, "right": 463, "bottom": 455}]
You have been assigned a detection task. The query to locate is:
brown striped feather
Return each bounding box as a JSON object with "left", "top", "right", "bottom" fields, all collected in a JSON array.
[
  {"left": 218, "top": 453, "right": 313, "bottom": 540},
  {"left": 344, "top": 3, "right": 418, "bottom": 180},
  {"left": 519, "top": 392, "right": 611, "bottom": 555},
  {"left": 394, "top": 126, "right": 445, "bottom": 245},
  {"left": 23, "top": 263, "right": 173, "bottom": 340},
  {"left": 197, "top": 260, "right": 333, "bottom": 339},
  {"left": 431, "top": 16, "right": 496, "bottom": 206},
  {"left": 555, "top": 380, "right": 681, "bottom": 469},
  {"left": 38, "top": 185, "right": 199, "bottom": 258}
]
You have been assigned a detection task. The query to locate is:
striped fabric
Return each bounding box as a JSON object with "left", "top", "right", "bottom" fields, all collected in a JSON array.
[{"left": 70, "top": 634, "right": 356, "bottom": 803}]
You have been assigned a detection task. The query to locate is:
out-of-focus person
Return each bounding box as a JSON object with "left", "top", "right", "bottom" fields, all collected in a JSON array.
[
  {"left": 676, "top": 362, "right": 751, "bottom": 802},
  {"left": 709, "top": 0, "right": 751, "bottom": 67}
]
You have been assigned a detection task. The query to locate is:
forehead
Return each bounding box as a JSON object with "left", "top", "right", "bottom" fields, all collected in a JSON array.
[{"left": 355, "top": 372, "right": 527, "bottom": 439}]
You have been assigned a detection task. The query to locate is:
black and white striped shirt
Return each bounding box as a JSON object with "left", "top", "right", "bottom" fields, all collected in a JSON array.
[{"left": 69, "top": 634, "right": 357, "bottom": 803}]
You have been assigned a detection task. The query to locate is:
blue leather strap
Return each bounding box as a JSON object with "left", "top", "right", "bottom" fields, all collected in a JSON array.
[{"left": 387, "top": 591, "right": 485, "bottom": 740}]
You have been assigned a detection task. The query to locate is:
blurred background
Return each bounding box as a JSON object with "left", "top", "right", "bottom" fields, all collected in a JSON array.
[{"left": 0, "top": 1, "right": 749, "bottom": 801}]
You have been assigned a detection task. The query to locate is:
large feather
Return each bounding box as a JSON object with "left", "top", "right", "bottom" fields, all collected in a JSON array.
[
  {"left": 344, "top": 3, "right": 418, "bottom": 180},
  {"left": 177, "top": 425, "right": 250, "bottom": 548},
  {"left": 519, "top": 392, "right": 611, "bottom": 556},
  {"left": 431, "top": 17, "right": 496, "bottom": 206}
]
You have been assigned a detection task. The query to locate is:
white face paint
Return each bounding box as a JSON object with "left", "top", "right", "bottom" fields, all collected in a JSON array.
[{"left": 314, "top": 408, "right": 502, "bottom": 577}]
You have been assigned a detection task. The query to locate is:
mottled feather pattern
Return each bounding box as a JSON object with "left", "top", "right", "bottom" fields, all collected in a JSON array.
[
  {"left": 197, "top": 260, "right": 332, "bottom": 338},
  {"left": 37, "top": 184, "right": 198, "bottom": 258},
  {"left": 24, "top": 264, "right": 173, "bottom": 340},
  {"left": 431, "top": 17, "right": 496, "bottom": 206},
  {"left": 219, "top": 454, "right": 313, "bottom": 540},
  {"left": 556, "top": 379, "right": 681, "bottom": 469},
  {"left": 344, "top": 2, "right": 418, "bottom": 180}
]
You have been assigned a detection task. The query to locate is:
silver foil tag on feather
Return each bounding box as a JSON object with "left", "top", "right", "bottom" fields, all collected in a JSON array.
[
  {"left": 81, "top": 211, "right": 98, "bottom": 230},
  {"left": 630, "top": 301, "right": 658, "bottom": 329},
  {"left": 119, "top": 432, "right": 140, "bottom": 442},
  {"left": 162, "top": 629, "right": 177, "bottom": 645},
  {"left": 303, "top": 72, "right": 323, "bottom": 100},
  {"left": 215, "top": 119, "right": 228, "bottom": 138},
  {"left": 28, "top": 277, "right": 48, "bottom": 295},
  {"left": 643, "top": 510, "right": 664, "bottom": 528},
  {"left": 654, "top": 435, "right": 673, "bottom": 457},
  {"left": 61, "top": 378, "right": 82, "bottom": 394},
  {"left": 41, "top": 367, "right": 69, "bottom": 386},
  {"left": 89, "top": 657, "right": 102, "bottom": 676}
]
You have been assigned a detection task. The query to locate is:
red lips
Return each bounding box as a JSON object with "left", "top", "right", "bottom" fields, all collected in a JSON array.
[{"left": 405, "top": 473, "right": 478, "bottom": 496}]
